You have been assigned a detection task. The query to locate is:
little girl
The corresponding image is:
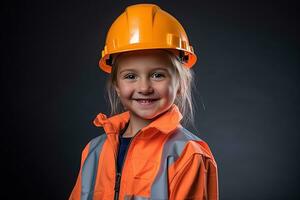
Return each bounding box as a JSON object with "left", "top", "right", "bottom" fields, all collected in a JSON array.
[{"left": 69, "top": 3, "right": 218, "bottom": 200}]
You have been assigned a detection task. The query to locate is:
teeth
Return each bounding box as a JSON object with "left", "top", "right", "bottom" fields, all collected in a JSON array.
[
  {"left": 135, "top": 99, "right": 156, "bottom": 104},
  {"left": 138, "top": 100, "right": 152, "bottom": 103}
]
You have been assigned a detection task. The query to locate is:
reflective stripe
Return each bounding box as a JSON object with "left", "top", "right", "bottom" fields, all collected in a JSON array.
[
  {"left": 124, "top": 195, "right": 150, "bottom": 200},
  {"left": 150, "top": 127, "right": 201, "bottom": 199},
  {"left": 81, "top": 134, "right": 107, "bottom": 200}
]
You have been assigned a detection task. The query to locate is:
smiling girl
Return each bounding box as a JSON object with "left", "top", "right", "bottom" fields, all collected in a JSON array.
[{"left": 69, "top": 4, "right": 218, "bottom": 200}]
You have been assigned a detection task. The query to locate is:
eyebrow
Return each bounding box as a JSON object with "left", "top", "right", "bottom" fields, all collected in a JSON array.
[
  {"left": 119, "top": 68, "right": 137, "bottom": 74},
  {"left": 119, "top": 67, "right": 170, "bottom": 74}
]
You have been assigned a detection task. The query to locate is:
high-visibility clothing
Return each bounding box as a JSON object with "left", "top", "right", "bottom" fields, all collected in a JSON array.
[{"left": 69, "top": 104, "right": 219, "bottom": 200}]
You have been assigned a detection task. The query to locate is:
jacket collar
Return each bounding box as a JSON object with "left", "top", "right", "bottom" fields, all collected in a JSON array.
[{"left": 93, "top": 104, "right": 183, "bottom": 135}]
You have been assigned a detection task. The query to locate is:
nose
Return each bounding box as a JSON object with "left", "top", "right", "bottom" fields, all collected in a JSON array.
[{"left": 138, "top": 78, "right": 154, "bottom": 94}]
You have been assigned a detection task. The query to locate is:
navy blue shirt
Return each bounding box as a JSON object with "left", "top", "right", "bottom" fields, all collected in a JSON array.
[{"left": 117, "top": 123, "right": 132, "bottom": 172}]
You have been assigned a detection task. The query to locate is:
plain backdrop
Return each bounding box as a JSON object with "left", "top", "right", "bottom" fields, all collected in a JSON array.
[{"left": 1, "top": 0, "right": 299, "bottom": 199}]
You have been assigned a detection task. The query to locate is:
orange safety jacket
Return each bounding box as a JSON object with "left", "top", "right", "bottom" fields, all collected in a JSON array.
[{"left": 69, "top": 104, "right": 219, "bottom": 200}]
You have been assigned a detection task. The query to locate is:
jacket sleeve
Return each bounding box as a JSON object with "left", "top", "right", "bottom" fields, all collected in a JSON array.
[
  {"left": 68, "top": 142, "right": 90, "bottom": 200},
  {"left": 168, "top": 153, "right": 219, "bottom": 200}
]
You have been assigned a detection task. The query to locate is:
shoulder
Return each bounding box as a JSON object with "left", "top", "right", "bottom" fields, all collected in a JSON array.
[
  {"left": 79, "top": 134, "right": 107, "bottom": 164},
  {"left": 166, "top": 127, "right": 216, "bottom": 160},
  {"left": 166, "top": 127, "right": 218, "bottom": 176},
  {"left": 85, "top": 134, "right": 107, "bottom": 154}
]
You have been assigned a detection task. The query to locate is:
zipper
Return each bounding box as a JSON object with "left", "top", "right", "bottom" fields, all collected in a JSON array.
[
  {"left": 114, "top": 172, "right": 121, "bottom": 200},
  {"left": 114, "top": 129, "right": 141, "bottom": 200}
]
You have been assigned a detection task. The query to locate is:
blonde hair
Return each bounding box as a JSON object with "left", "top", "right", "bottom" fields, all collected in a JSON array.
[{"left": 105, "top": 50, "right": 196, "bottom": 126}]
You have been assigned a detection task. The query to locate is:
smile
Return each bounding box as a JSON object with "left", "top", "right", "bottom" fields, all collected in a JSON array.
[{"left": 134, "top": 99, "right": 158, "bottom": 105}]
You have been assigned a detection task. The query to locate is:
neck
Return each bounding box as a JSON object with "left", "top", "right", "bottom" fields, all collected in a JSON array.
[{"left": 122, "top": 112, "right": 153, "bottom": 138}]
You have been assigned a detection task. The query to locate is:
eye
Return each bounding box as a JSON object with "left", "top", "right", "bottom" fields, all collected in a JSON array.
[
  {"left": 123, "top": 73, "right": 136, "bottom": 80},
  {"left": 151, "top": 72, "right": 165, "bottom": 79}
]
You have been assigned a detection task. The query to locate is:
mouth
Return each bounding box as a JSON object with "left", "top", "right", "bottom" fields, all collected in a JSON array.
[{"left": 133, "top": 99, "right": 159, "bottom": 105}]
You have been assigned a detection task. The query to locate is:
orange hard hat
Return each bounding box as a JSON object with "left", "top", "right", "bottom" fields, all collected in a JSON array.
[{"left": 99, "top": 4, "right": 197, "bottom": 73}]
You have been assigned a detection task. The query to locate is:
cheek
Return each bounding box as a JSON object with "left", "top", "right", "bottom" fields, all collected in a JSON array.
[
  {"left": 168, "top": 86, "right": 178, "bottom": 99},
  {"left": 156, "top": 83, "right": 177, "bottom": 99},
  {"left": 118, "top": 84, "right": 133, "bottom": 98}
]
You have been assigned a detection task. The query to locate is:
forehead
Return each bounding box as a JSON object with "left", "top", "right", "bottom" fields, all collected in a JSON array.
[{"left": 115, "top": 49, "right": 173, "bottom": 72}]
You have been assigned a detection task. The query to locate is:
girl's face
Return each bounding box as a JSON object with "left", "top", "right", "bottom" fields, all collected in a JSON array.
[{"left": 114, "top": 50, "right": 179, "bottom": 121}]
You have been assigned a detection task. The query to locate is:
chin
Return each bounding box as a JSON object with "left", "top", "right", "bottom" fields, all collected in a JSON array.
[
  {"left": 137, "top": 110, "right": 166, "bottom": 120},
  {"left": 136, "top": 113, "right": 157, "bottom": 120}
]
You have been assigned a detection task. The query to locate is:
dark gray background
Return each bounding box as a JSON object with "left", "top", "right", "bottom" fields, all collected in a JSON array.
[{"left": 2, "top": 0, "right": 299, "bottom": 199}]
